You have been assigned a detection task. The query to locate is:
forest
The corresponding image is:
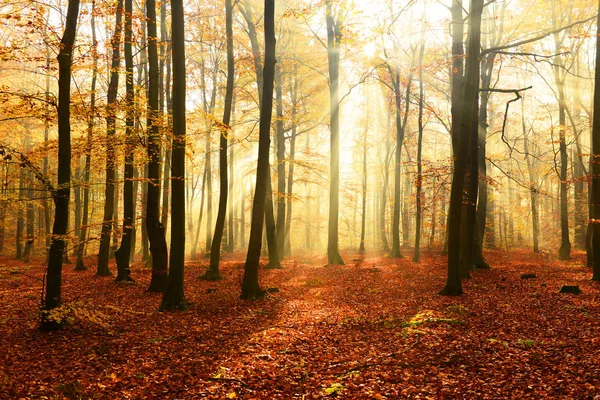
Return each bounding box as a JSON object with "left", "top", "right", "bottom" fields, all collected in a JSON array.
[{"left": 1, "top": 0, "right": 600, "bottom": 397}]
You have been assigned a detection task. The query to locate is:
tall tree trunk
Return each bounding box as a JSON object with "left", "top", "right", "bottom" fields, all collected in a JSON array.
[
  {"left": 115, "top": 0, "right": 135, "bottom": 282},
  {"left": 191, "top": 166, "right": 207, "bottom": 259},
  {"left": 240, "top": 0, "right": 278, "bottom": 264},
  {"left": 553, "top": 6, "right": 571, "bottom": 260},
  {"left": 43, "top": 19, "right": 52, "bottom": 256},
  {"left": 359, "top": 115, "right": 368, "bottom": 252},
  {"left": 241, "top": 175, "right": 246, "bottom": 248},
  {"left": 591, "top": 0, "right": 600, "bottom": 280},
  {"left": 41, "top": 0, "right": 80, "bottom": 330},
  {"left": 326, "top": 0, "right": 344, "bottom": 265},
  {"left": 161, "top": 0, "right": 187, "bottom": 310},
  {"left": 523, "top": 100, "right": 540, "bottom": 253},
  {"left": 227, "top": 93, "right": 237, "bottom": 252},
  {"left": 0, "top": 164, "right": 7, "bottom": 254},
  {"left": 441, "top": 0, "right": 483, "bottom": 296},
  {"left": 242, "top": 0, "right": 275, "bottom": 299},
  {"left": 146, "top": 0, "right": 169, "bottom": 292},
  {"left": 285, "top": 65, "right": 298, "bottom": 256},
  {"left": 380, "top": 109, "right": 391, "bottom": 252},
  {"left": 204, "top": 72, "right": 217, "bottom": 253},
  {"left": 275, "top": 64, "right": 286, "bottom": 258},
  {"left": 413, "top": 23, "right": 425, "bottom": 263},
  {"left": 15, "top": 169, "right": 24, "bottom": 260},
  {"left": 265, "top": 171, "right": 281, "bottom": 268},
  {"left": 130, "top": 165, "right": 138, "bottom": 262},
  {"left": 72, "top": 165, "right": 81, "bottom": 259},
  {"left": 203, "top": 0, "right": 235, "bottom": 281},
  {"left": 98, "top": 0, "right": 124, "bottom": 276},
  {"left": 138, "top": 4, "right": 150, "bottom": 263},
  {"left": 390, "top": 68, "right": 414, "bottom": 257},
  {"left": 305, "top": 130, "right": 312, "bottom": 249}
]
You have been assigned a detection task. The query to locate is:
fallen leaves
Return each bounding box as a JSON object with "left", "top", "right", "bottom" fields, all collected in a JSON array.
[{"left": 0, "top": 249, "right": 600, "bottom": 398}]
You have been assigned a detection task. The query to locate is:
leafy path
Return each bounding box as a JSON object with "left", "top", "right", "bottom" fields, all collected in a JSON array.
[{"left": 1, "top": 249, "right": 599, "bottom": 398}]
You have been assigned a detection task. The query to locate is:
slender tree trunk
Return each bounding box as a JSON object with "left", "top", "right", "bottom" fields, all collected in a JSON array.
[
  {"left": 227, "top": 93, "right": 237, "bottom": 252},
  {"left": 161, "top": 0, "right": 187, "bottom": 310},
  {"left": 441, "top": 0, "right": 483, "bottom": 296},
  {"left": 204, "top": 72, "right": 217, "bottom": 253},
  {"left": 413, "top": 24, "right": 425, "bottom": 263},
  {"left": 242, "top": 0, "right": 275, "bottom": 299},
  {"left": 98, "top": 0, "right": 124, "bottom": 276},
  {"left": 146, "top": 0, "right": 169, "bottom": 292},
  {"left": 115, "top": 0, "right": 135, "bottom": 282},
  {"left": 553, "top": 19, "right": 571, "bottom": 260},
  {"left": 275, "top": 64, "right": 286, "bottom": 258},
  {"left": 15, "top": 169, "right": 24, "bottom": 260},
  {"left": 326, "top": 0, "right": 344, "bottom": 265},
  {"left": 241, "top": 175, "right": 246, "bottom": 248},
  {"left": 72, "top": 165, "right": 81, "bottom": 259},
  {"left": 390, "top": 68, "right": 414, "bottom": 257},
  {"left": 137, "top": 24, "right": 149, "bottom": 263},
  {"left": 240, "top": 0, "right": 278, "bottom": 264},
  {"left": 0, "top": 164, "right": 7, "bottom": 254},
  {"left": 130, "top": 165, "right": 138, "bottom": 262},
  {"left": 203, "top": 0, "right": 235, "bottom": 281},
  {"left": 43, "top": 25, "right": 52, "bottom": 256},
  {"left": 305, "top": 133, "right": 311, "bottom": 249},
  {"left": 380, "top": 111, "right": 391, "bottom": 252},
  {"left": 523, "top": 101, "right": 540, "bottom": 253},
  {"left": 591, "top": 0, "right": 600, "bottom": 280},
  {"left": 191, "top": 166, "right": 207, "bottom": 259},
  {"left": 41, "top": 0, "right": 80, "bottom": 330},
  {"left": 285, "top": 66, "right": 298, "bottom": 256},
  {"left": 265, "top": 172, "right": 281, "bottom": 268},
  {"left": 359, "top": 119, "right": 368, "bottom": 252}
]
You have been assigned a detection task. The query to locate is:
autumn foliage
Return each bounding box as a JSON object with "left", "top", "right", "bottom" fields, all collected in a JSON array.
[{"left": 1, "top": 249, "right": 599, "bottom": 398}]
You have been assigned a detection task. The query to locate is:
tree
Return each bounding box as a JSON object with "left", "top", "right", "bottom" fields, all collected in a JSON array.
[
  {"left": 146, "top": 0, "right": 169, "bottom": 293},
  {"left": 40, "top": 0, "right": 81, "bottom": 330},
  {"left": 203, "top": 0, "right": 235, "bottom": 281},
  {"left": 441, "top": 0, "right": 484, "bottom": 296},
  {"left": 241, "top": 0, "right": 276, "bottom": 300},
  {"left": 160, "top": 0, "right": 187, "bottom": 310},
  {"left": 239, "top": 0, "right": 281, "bottom": 269},
  {"left": 551, "top": 0, "right": 572, "bottom": 260},
  {"left": 591, "top": 0, "right": 600, "bottom": 281},
  {"left": 325, "top": 0, "right": 344, "bottom": 265},
  {"left": 413, "top": 17, "right": 426, "bottom": 264},
  {"left": 114, "top": 0, "right": 135, "bottom": 282},
  {"left": 97, "top": 0, "right": 124, "bottom": 277},
  {"left": 75, "top": 0, "right": 97, "bottom": 272}
]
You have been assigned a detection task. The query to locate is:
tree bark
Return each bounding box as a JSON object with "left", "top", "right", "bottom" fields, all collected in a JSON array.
[
  {"left": 591, "top": 0, "right": 600, "bottom": 280},
  {"left": 242, "top": 0, "right": 275, "bottom": 299},
  {"left": 413, "top": 23, "right": 425, "bottom": 263},
  {"left": 326, "top": 0, "right": 344, "bottom": 265},
  {"left": 203, "top": 0, "right": 235, "bottom": 281},
  {"left": 41, "top": 0, "right": 80, "bottom": 330},
  {"left": 552, "top": 3, "right": 571, "bottom": 260},
  {"left": 146, "top": 0, "right": 169, "bottom": 292},
  {"left": 160, "top": 0, "right": 187, "bottom": 310},
  {"left": 115, "top": 0, "right": 135, "bottom": 282},
  {"left": 98, "top": 0, "right": 124, "bottom": 277},
  {"left": 441, "top": 0, "right": 483, "bottom": 296},
  {"left": 275, "top": 64, "right": 286, "bottom": 258}
]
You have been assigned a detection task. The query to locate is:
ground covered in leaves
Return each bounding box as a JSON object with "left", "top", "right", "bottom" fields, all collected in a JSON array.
[{"left": 1, "top": 248, "right": 600, "bottom": 399}]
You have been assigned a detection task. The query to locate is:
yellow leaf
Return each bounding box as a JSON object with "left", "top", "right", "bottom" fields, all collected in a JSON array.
[
  {"left": 228, "top": 392, "right": 237, "bottom": 399},
  {"left": 109, "top": 373, "right": 116, "bottom": 381}
]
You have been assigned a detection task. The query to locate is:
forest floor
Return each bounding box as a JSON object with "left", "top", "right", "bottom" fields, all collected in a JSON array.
[{"left": 1, "top": 248, "right": 600, "bottom": 399}]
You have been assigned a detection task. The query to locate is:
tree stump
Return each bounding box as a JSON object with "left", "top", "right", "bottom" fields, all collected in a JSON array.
[{"left": 559, "top": 285, "right": 581, "bottom": 294}]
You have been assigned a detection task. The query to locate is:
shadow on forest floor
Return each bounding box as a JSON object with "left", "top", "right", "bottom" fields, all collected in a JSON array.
[{"left": 0, "top": 248, "right": 599, "bottom": 398}]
